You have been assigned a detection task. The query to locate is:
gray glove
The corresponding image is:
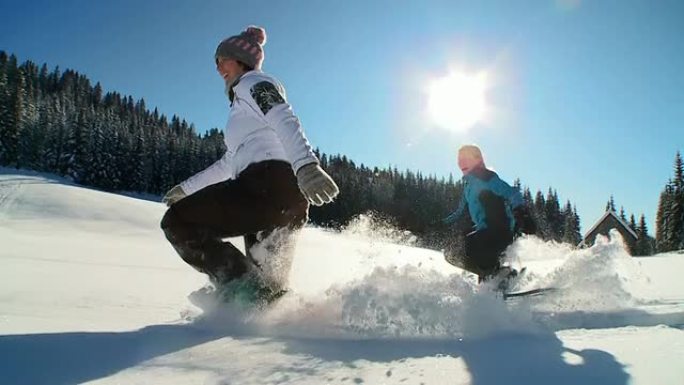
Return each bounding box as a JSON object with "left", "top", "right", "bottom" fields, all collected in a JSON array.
[
  {"left": 296, "top": 163, "right": 339, "bottom": 206},
  {"left": 162, "top": 185, "right": 187, "bottom": 207}
]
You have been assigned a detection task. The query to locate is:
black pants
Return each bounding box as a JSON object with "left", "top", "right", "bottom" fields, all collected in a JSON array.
[
  {"left": 446, "top": 227, "right": 514, "bottom": 280},
  {"left": 160, "top": 160, "right": 308, "bottom": 287}
]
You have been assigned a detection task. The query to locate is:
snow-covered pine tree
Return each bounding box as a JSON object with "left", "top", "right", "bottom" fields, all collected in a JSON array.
[
  {"left": 109, "top": 127, "right": 126, "bottom": 190},
  {"left": 656, "top": 182, "right": 674, "bottom": 252},
  {"left": 161, "top": 129, "right": 176, "bottom": 192},
  {"left": 64, "top": 109, "right": 91, "bottom": 183},
  {"left": 672, "top": 151, "right": 684, "bottom": 250},
  {"left": 44, "top": 95, "right": 68, "bottom": 172},
  {"left": 186, "top": 123, "right": 201, "bottom": 176},
  {"left": 148, "top": 125, "right": 163, "bottom": 193},
  {"left": 0, "top": 71, "right": 13, "bottom": 165},
  {"left": 16, "top": 65, "right": 41, "bottom": 169},
  {"left": 0, "top": 63, "right": 24, "bottom": 166},
  {"left": 127, "top": 125, "right": 148, "bottom": 192},
  {"left": 18, "top": 98, "right": 47, "bottom": 170},
  {"left": 88, "top": 109, "right": 115, "bottom": 189},
  {"left": 655, "top": 152, "right": 684, "bottom": 253},
  {"left": 673, "top": 152, "right": 684, "bottom": 250}
]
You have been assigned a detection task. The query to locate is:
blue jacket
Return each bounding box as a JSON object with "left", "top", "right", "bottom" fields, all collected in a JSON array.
[{"left": 445, "top": 166, "right": 523, "bottom": 232}]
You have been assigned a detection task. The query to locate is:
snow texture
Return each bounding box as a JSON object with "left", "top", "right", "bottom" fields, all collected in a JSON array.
[{"left": 1, "top": 167, "right": 683, "bottom": 385}]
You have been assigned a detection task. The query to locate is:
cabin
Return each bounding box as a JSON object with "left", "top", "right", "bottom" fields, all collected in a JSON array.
[{"left": 579, "top": 210, "right": 638, "bottom": 254}]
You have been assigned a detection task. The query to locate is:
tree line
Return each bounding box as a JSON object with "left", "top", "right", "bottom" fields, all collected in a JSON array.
[
  {"left": 655, "top": 152, "right": 684, "bottom": 253},
  {"left": 1, "top": 51, "right": 583, "bottom": 249},
  {"left": 0, "top": 52, "right": 227, "bottom": 193}
]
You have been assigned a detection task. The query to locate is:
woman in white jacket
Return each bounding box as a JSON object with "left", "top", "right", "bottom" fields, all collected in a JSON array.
[{"left": 160, "top": 26, "right": 338, "bottom": 301}]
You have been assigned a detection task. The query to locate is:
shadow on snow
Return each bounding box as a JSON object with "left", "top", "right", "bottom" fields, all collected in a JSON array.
[
  {"left": 0, "top": 324, "right": 222, "bottom": 385},
  {"left": 280, "top": 332, "right": 630, "bottom": 385},
  {"left": 0, "top": 322, "right": 636, "bottom": 385}
]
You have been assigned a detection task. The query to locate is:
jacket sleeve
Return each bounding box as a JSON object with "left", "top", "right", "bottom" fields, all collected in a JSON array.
[
  {"left": 243, "top": 79, "right": 319, "bottom": 173},
  {"left": 444, "top": 192, "right": 467, "bottom": 224},
  {"left": 180, "top": 151, "right": 234, "bottom": 195},
  {"left": 491, "top": 177, "right": 523, "bottom": 208},
  {"left": 491, "top": 177, "right": 537, "bottom": 234}
]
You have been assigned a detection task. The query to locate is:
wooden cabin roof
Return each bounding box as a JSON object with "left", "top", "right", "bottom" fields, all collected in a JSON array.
[{"left": 583, "top": 210, "right": 638, "bottom": 240}]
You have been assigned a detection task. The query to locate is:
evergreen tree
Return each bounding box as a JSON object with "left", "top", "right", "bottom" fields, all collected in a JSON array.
[
  {"left": 626, "top": 213, "right": 638, "bottom": 255},
  {"left": 89, "top": 114, "right": 110, "bottom": 189},
  {"left": 0, "top": 65, "right": 24, "bottom": 166},
  {"left": 656, "top": 182, "right": 674, "bottom": 252},
  {"left": 534, "top": 191, "right": 549, "bottom": 239},
  {"left": 92, "top": 82, "right": 103, "bottom": 107},
  {"left": 18, "top": 100, "right": 47, "bottom": 169},
  {"left": 655, "top": 188, "right": 666, "bottom": 251},
  {"left": 522, "top": 187, "right": 533, "bottom": 208},
  {"left": 635, "top": 214, "right": 653, "bottom": 256},
  {"left": 574, "top": 206, "right": 582, "bottom": 241},
  {"left": 674, "top": 151, "right": 684, "bottom": 191},
  {"left": 562, "top": 201, "right": 582, "bottom": 245},
  {"left": 655, "top": 152, "right": 684, "bottom": 252},
  {"left": 43, "top": 95, "right": 68, "bottom": 172},
  {"left": 0, "top": 71, "right": 13, "bottom": 164},
  {"left": 548, "top": 189, "right": 564, "bottom": 241},
  {"left": 672, "top": 152, "right": 684, "bottom": 250},
  {"left": 127, "top": 126, "right": 148, "bottom": 192},
  {"left": 109, "top": 129, "right": 126, "bottom": 190},
  {"left": 64, "top": 109, "right": 90, "bottom": 182}
]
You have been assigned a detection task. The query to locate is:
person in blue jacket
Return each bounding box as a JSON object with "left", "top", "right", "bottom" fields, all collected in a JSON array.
[{"left": 443, "top": 145, "right": 536, "bottom": 283}]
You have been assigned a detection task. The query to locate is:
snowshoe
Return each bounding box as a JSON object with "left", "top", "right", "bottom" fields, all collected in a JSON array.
[
  {"left": 188, "top": 278, "right": 288, "bottom": 310},
  {"left": 480, "top": 266, "right": 525, "bottom": 292}
]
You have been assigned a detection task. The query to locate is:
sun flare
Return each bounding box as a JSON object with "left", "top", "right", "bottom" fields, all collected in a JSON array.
[{"left": 427, "top": 71, "right": 488, "bottom": 132}]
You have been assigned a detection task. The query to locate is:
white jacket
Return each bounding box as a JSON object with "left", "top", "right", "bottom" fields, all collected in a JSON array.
[{"left": 181, "top": 70, "right": 319, "bottom": 195}]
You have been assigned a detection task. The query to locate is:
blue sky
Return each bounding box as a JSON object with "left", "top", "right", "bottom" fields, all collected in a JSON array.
[{"left": 1, "top": 0, "right": 682, "bottom": 232}]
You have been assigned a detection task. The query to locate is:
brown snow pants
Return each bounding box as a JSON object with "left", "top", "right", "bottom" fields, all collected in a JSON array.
[{"left": 160, "top": 160, "right": 308, "bottom": 286}]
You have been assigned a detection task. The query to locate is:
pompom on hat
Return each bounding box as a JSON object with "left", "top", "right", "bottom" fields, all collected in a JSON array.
[{"left": 215, "top": 26, "right": 267, "bottom": 70}]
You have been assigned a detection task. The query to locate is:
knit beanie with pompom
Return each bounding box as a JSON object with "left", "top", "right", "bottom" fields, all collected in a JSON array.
[{"left": 215, "top": 26, "right": 267, "bottom": 70}]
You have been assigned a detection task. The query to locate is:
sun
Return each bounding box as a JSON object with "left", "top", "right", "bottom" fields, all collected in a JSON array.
[{"left": 427, "top": 71, "right": 488, "bottom": 133}]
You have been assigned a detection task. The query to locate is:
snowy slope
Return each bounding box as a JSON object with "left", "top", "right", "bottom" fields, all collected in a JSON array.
[{"left": 1, "top": 168, "right": 683, "bottom": 385}]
